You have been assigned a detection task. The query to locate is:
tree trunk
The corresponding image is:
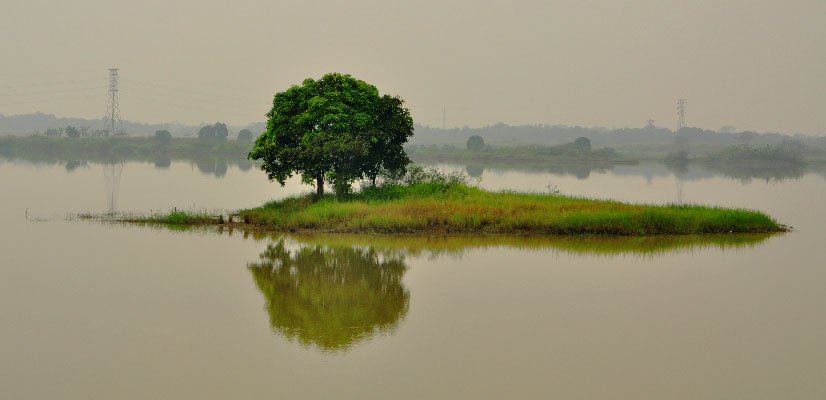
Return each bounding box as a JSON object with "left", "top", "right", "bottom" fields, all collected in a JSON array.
[{"left": 316, "top": 176, "right": 324, "bottom": 197}]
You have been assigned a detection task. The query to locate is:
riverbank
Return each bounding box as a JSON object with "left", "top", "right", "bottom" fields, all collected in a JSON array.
[
  {"left": 122, "top": 174, "right": 785, "bottom": 236},
  {"left": 0, "top": 135, "right": 252, "bottom": 163}
]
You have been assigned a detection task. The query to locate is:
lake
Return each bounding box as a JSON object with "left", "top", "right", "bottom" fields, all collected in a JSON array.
[{"left": 1, "top": 158, "right": 824, "bottom": 399}]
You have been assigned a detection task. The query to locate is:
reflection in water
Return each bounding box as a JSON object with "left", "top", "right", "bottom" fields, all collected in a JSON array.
[
  {"left": 236, "top": 160, "right": 254, "bottom": 172},
  {"left": 154, "top": 158, "right": 171, "bottom": 169},
  {"left": 64, "top": 160, "right": 88, "bottom": 173},
  {"left": 271, "top": 233, "right": 775, "bottom": 258},
  {"left": 237, "top": 232, "right": 773, "bottom": 352},
  {"left": 463, "top": 162, "right": 616, "bottom": 180},
  {"left": 101, "top": 162, "right": 123, "bottom": 213},
  {"left": 247, "top": 239, "right": 410, "bottom": 352},
  {"left": 704, "top": 161, "right": 807, "bottom": 183},
  {"left": 465, "top": 164, "right": 484, "bottom": 178},
  {"left": 195, "top": 160, "right": 229, "bottom": 178}
]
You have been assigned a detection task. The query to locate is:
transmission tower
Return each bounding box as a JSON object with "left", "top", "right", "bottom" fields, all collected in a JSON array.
[
  {"left": 676, "top": 98, "right": 687, "bottom": 130},
  {"left": 104, "top": 68, "right": 122, "bottom": 136},
  {"left": 442, "top": 105, "right": 446, "bottom": 129}
]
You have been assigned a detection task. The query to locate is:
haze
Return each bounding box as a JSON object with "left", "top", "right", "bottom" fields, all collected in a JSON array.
[{"left": 1, "top": 0, "right": 824, "bottom": 134}]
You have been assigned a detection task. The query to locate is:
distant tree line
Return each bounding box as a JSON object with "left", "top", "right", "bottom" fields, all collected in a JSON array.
[{"left": 412, "top": 123, "right": 826, "bottom": 153}]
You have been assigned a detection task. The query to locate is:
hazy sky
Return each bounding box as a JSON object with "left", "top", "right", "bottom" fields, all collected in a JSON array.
[{"left": 1, "top": 0, "right": 824, "bottom": 134}]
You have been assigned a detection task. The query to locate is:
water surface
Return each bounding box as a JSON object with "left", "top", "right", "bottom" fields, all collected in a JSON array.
[{"left": 1, "top": 158, "right": 824, "bottom": 399}]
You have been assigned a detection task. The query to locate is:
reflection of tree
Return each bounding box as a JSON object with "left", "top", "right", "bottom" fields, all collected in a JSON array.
[
  {"left": 248, "top": 240, "right": 409, "bottom": 352},
  {"left": 195, "top": 160, "right": 229, "bottom": 178},
  {"left": 236, "top": 160, "right": 253, "bottom": 172},
  {"left": 465, "top": 164, "right": 484, "bottom": 178},
  {"left": 704, "top": 161, "right": 805, "bottom": 183},
  {"left": 64, "top": 160, "right": 87, "bottom": 172},
  {"left": 154, "top": 158, "right": 171, "bottom": 169}
]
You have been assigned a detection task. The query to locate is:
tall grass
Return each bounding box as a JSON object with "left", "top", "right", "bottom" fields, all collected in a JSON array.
[{"left": 237, "top": 168, "right": 784, "bottom": 236}]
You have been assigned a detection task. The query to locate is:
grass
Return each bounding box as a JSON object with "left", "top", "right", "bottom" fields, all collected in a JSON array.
[
  {"left": 228, "top": 168, "right": 782, "bottom": 236},
  {"left": 122, "top": 168, "right": 784, "bottom": 236},
  {"left": 121, "top": 210, "right": 223, "bottom": 225}
]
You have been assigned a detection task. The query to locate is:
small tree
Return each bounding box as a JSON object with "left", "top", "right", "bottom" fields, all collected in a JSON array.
[
  {"left": 249, "top": 73, "right": 414, "bottom": 197},
  {"left": 237, "top": 129, "right": 254, "bottom": 143},
  {"left": 154, "top": 130, "right": 172, "bottom": 144},
  {"left": 466, "top": 135, "right": 485, "bottom": 151}
]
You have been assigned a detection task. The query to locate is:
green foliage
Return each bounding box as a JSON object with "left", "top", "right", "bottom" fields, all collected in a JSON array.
[
  {"left": 247, "top": 239, "right": 409, "bottom": 351},
  {"left": 249, "top": 73, "right": 414, "bottom": 196},
  {"left": 154, "top": 129, "right": 172, "bottom": 144},
  {"left": 237, "top": 129, "right": 254, "bottom": 143},
  {"left": 197, "top": 122, "right": 229, "bottom": 141},
  {"left": 123, "top": 210, "right": 220, "bottom": 224},
  {"left": 466, "top": 135, "right": 485, "bottom": 151},
  {"left": 65, "top": 126, "right": 81, "bottom": 138},
  {"left": 573, "top": 136, "right": 591, "bottom": 152},
  {"left": 707, "top": 140, "right": 806, "bottom": 164}
]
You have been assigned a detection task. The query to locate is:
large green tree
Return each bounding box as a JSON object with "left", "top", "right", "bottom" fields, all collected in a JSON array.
[{"left": 249, "top": 73, "right": 414, "bottom": 196}]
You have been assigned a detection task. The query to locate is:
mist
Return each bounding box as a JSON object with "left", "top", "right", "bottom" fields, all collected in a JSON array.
[{"left": 2, "top": 0, "right": 825, "bottom": 134}]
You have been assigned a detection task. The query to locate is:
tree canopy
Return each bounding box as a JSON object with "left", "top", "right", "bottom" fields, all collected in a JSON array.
[
  {"left": 154, "top": 129, "right": 172, "bottom": 144},
  {"left": 65, "top": 126, "right": 81, "bottom": 138},
  {"left": 466, "top": 135, "right": 485, "bottom": 151},
  {"left": 249, "top": 73, "right": 414, "bottom": 196},
  {"left": 237, "top": 128, "right": 254, "bottom": 143},
  {"left": 197, "top": 122, "right": 229, "bottom": 141}
]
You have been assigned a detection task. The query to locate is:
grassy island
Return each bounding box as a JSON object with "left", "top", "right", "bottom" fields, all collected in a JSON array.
[{"left": 128, "top": 168, "right": 784, "bottom": 236}]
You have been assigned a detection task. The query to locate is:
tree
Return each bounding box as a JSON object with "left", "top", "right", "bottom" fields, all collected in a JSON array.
[
  {"left": 65, "top": 126, "right": 81, "bottom": 138},
  {"left": 466, "top": 135, "right": 485, "bottom": 151},
  {"left": 198, "top": 122, "right": 228, "bottom": 140},
  {"left": 197, "top": 124, "right": 216, "bottom": 139},
  {"left": 213, "top": 122, "right": 229, "bottom": 141},
  {"left": 574, "top": 137, "right": 591, "bottom": 153},
  {"left": 154, "top": 129, "right": 172, "bottom": 144},
  {"left": 359, "top": 94, "right": 414, "bottom": 186},
  {"left": 237, "top": 129, "right": 254, "bottom": 143},
  {"left": 249, "top": 73, "right": 414, "bottom": 196}
]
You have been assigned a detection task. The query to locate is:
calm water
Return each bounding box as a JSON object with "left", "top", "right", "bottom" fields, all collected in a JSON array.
[{"left": 1, "top": 158, "right": 825, "bottom": 399}]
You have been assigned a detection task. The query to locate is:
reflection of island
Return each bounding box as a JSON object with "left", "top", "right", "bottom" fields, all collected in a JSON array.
[
  {"left": 464, "top": 162, "right": 615, "bottom": 180},
  {"left": 247, "top": 239, "right": 410, "bottom": 352}
]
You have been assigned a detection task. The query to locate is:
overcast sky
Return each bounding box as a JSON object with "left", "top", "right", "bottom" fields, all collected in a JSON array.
[{"left": 1, "top": 0, "right": 824, "bottom": 134}]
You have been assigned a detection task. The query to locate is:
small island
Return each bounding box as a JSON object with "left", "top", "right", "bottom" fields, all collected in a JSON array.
[
  {"left": 119, "top": 73, "right": 785, "bottom": 236},
  {"left": 128, "top": 166, "right": 783, "bottom": 236}
]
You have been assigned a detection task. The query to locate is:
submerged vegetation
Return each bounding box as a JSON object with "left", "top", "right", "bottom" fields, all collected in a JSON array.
[{"left": 133, "top": 167, "right": 784, "bottom": 236}]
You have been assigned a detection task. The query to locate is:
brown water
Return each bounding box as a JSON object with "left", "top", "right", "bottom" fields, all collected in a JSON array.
[{"left": 1, "top": 158, "right": 825, "bottom": 399}]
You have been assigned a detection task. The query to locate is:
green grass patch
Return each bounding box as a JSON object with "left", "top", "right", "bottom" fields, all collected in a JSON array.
[
  {"left": 236, "top": 177, "right": 784, "bottom": 236},
  {"left": 123, "top": 210, "right": 223, "bottom": 225}
]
